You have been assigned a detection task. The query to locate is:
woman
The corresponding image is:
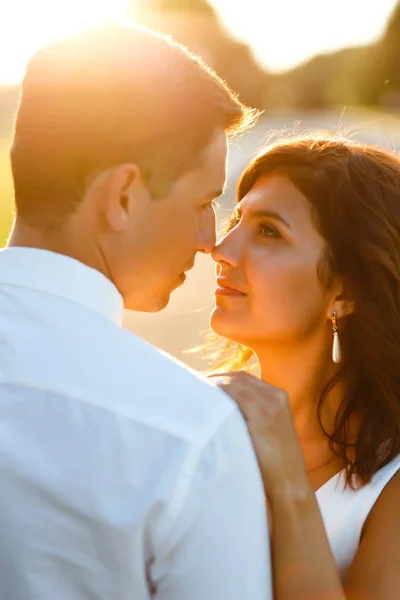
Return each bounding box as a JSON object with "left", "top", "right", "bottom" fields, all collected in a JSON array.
[{"left": 209, "top": 135, "right": 400, "bottom": 600}]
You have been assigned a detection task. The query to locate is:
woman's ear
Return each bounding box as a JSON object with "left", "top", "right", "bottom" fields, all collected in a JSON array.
[{"left": 327, "top": 282, "right": 355, "bottom": 320}]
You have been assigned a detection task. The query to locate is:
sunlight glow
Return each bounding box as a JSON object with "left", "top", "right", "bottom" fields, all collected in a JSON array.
[
  {"left": 0, "top": 0, "right": 398, "bottom": 83},
  {"left": 0, "top": 0, "right": 131, "bottom": 84},
  {"left": 210, "top": 0, "right": 398, "bottom": 72}
]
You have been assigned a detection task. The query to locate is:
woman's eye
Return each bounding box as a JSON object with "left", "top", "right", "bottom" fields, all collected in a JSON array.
[{"left": 259, "top": 223, "right": 281, "bottom": 238}]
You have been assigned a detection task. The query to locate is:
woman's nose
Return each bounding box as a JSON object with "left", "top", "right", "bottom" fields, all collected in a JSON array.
[{"left": 211, "top": 229, "right": 241, "bottom": 267}]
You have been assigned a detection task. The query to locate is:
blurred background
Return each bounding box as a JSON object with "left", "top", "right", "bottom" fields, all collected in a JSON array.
[{"left": 2, "top": 0, "right": 400, "bottom": 369}]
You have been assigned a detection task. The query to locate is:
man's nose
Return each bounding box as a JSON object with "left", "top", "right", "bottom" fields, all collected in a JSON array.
[{"left": 198, "top": 216, "right": 217, "bottom": 255}]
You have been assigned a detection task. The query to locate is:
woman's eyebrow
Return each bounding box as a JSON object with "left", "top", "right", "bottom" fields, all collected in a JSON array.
[{"left": 236, "top": 205, "right": 291, "bottom": 229}]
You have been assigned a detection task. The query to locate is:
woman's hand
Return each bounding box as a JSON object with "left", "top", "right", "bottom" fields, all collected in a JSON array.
[{"left": 209, "top": 371, "right": 310, "bottom": 500}]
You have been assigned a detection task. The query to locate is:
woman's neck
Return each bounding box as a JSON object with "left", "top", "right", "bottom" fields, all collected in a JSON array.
[{"left": 254, "top": 334, "right": 344, "bottom": 452}]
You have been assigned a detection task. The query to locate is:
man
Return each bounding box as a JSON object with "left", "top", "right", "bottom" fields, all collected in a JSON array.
[{"left": 0, "top": 22, "right": 271, "bottom": 599}]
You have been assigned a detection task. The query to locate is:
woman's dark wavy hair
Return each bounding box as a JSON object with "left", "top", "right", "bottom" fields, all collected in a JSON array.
[{"left": 209, "top": 133, "right": 400, "bottom": 487}]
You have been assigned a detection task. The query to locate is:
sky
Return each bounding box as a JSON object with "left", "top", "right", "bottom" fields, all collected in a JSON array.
[{"left": 0, "top": 0, "right": 398, "bottom": 84}]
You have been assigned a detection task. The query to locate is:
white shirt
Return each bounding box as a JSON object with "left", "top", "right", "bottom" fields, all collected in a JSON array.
[
  {"left": 316, "top": 454, "right": 400, "bottom": 579},
  {"left": 0, "top": 247, "right": 271, "bottom": 600}
]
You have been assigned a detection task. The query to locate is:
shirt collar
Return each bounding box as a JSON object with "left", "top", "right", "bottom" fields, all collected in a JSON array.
[{"left": 0, "top": 247, "right": 124, "bottom": 326}]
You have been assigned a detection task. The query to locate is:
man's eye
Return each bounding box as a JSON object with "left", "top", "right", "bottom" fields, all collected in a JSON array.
[{"left": 200, "top": 200, "right": 219, "bottom": 213}]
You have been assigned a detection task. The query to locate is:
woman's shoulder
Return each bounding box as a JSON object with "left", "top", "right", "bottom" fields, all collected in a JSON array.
[
  {"left": 369, "top": 453, "right": 400, "bottom": 488},
  {"left": 317, "top": 454, "right": 400, "bottom": 578},
  {"left": 317, "top": 454, "right": 400, "bottom": 548},
  {"left": 343, "top": 456, "right": 400, "bottom": 594},
  {"left": 362, "top": 454, "right": 400, "bottom": 536}
]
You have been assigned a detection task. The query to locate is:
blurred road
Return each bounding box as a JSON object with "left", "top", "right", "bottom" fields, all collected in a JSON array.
[{"left": 123, "top": 108, "right": 400, "bottom": 369}]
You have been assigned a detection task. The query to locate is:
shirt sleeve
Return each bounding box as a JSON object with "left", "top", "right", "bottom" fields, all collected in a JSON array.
[{"left": 150, "top": 408, "right": 272, "bottom": 600}]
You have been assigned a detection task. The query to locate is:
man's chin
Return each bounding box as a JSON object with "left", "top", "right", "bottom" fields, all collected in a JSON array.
[
  {"left": 123, "top": 275, "right": 185, "bottom": 313},
  {"left": 124, "top": 293, "right": 170, "bottom": 313}
]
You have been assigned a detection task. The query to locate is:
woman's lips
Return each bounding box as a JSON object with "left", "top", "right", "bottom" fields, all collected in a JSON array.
[{"left": 215, "top": 286, "right": 246, "bottom": 297}]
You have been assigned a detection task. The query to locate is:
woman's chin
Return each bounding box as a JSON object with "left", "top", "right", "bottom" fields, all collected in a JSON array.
[{"left": 209, "top": 306, "right": 247, "bottom": 342}]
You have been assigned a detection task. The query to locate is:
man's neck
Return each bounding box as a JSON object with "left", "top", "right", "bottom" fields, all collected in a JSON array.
[
  {"left": 8, "top": 218, "right": 110, "bottom": 280},
  {"left": 8, "top": 217, "right": 66, "bottom": 251}
]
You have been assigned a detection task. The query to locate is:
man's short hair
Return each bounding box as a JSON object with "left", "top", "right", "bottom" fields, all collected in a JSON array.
[{"left": 10, "top": 21, "right": 257, "bottom": 228}]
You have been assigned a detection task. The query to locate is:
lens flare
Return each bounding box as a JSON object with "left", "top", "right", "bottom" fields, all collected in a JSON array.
[{"left": 0, "top": 0, "right": 132, "bottom": 84}]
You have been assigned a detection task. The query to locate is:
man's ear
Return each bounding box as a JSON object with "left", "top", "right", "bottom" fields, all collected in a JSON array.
[
  {"left": 104, "top": 163, "right": 144, "bottom": 232},
  {"left": 85, "top": 163, "right": 146, "bottom": 233}
]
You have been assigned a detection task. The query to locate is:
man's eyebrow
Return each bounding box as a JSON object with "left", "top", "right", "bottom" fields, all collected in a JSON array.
[{"left": 235, "top": 205, "right": 291, "bottom": 229}]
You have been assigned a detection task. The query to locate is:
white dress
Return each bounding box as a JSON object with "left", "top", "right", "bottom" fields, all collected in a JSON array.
[{"left": 316, "top": 454, "right": 400, "bottom": 579}]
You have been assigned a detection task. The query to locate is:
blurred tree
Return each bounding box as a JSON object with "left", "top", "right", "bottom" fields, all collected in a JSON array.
[
  {"left": 128, "top": 0, "right": 271, "bottom": 109},
  {"left": 137, "top": 0, "right": 215, "bottom": 13},
  {"left": 358, "top": 2, "right": 400, "bottom": 107},
  {"left": 273, "top": 46, "right": 370, "bottom": 110},
  {"left": 263, "top": 1, "right": 400, "bottom": 110}
]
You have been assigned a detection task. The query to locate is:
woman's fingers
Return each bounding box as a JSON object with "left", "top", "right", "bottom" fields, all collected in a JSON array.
[
  {"left": 210, "top": 373, "right": 291, "bottom": 446},
  {"left": 210, "top": 371, "right": 288, "bottom": 410}
]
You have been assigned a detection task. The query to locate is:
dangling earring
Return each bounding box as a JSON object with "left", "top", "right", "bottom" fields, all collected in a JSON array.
[{"left": 331, "top": 310, "right": 342, "bottom": 364}]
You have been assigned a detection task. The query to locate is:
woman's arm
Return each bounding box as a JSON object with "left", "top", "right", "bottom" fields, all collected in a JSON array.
[
  {"left": 270, "top": 470, "right": 400, "bottom": 600},
  {"left": 269, "top": 479, "right": 345, "bottom": 600},
  {"left": 216, "top": 372, "right": 400, "bottom": 600},
  {"left": 343, "top": 469, "right": 400, "bottom": 600}
]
